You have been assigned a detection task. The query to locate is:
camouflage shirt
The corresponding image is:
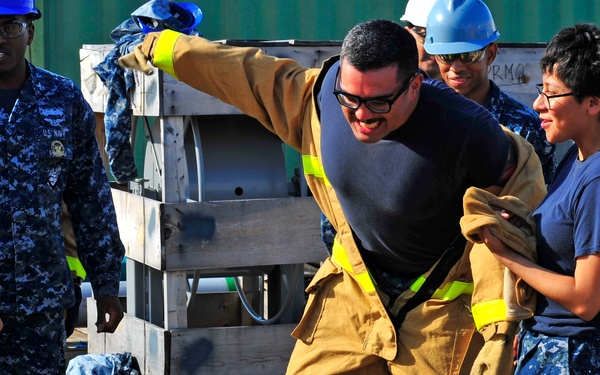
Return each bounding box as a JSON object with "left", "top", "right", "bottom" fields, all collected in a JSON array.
[
  {"left": 484, "top": 80, "right": 556, "bottom": 186},
  {"left": 0, "top": 62, "right": 125, "bottom": 315}
]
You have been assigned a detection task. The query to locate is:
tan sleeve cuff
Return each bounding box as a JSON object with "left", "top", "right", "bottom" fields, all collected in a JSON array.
[{"left": 479, "top": 320, "right": 519, "bottom": 341}]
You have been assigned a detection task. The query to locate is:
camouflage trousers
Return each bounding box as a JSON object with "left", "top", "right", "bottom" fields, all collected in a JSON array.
[
  {"left": 0, "top": 311, "right": 66, "bottom": 375},
  {"left": 320, "top": 213, "right": 336, "bottom": 255},
  {"left": 515, "top": 328, "right": 600, "bottom": 374}
]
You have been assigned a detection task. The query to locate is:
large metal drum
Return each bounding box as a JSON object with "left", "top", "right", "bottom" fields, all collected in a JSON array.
[{"left": 143, "top": 114, "right": 289, "bottom": 202}]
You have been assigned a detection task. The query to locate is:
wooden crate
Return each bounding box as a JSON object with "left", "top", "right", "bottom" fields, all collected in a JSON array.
[
  {"left": 80, "top": 41, "right": 333, "bottom": 374},
  {"left": 88, "top": 305, "right": 296, "bottom": 375}
]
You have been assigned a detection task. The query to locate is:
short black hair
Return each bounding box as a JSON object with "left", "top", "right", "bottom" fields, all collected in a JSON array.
[
  {"left": 340, "top": 19, "right": 418, "bottom": 82},
  {"left": 540, "top": 23, "right": 600, "bottom": 101}
]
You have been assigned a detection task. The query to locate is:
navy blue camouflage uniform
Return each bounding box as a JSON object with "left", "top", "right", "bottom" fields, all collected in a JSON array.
[
  {"left": 516, "top": 329, "right": 600, "bottom": 375},
  {"left": 0, "top": 62, "right": 125, "bottom": 374},
  {"left": 484, "top": 80, "right": 556, "bottom": 186}
]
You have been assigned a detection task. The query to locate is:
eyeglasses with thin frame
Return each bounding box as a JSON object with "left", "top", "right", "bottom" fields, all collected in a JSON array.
[
  {"left": 535, "top": 84, "right": 576, "bottom": 110},
  {"left": 333, "top": 68, "right": 418, "bottom": 114},
  {"left": 409, "top": 27, "right": 426, "bottom": 44},
  {"left": 0, "top": 20, "right": 30, "bottom": 39},
  {"left": 435, "top": 46, "right": 487, "bottom": 66}
]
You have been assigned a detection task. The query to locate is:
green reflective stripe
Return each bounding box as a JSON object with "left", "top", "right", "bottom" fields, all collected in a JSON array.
[
  {"left": 431, "top": 280, "right": 473, "bottom": 300},
  {"left": 410, "top": 275, "right": 426, "bottom": 293},
  {"left": 302, "top": 154, "right": 330, "bottom": 186},
  {"left": 333, "top": 239, "right": 473, "bottom": 300},
  {"left": 66, "top": 255, "right": 86, "bottom": 280},
  {"left": 471, "top": 299, "right": 507, "bottom": 330},
  {"left": 153, "top": 29, "right": 181, "bottom": 79},
  {"left": 410, "top": 273, "right": 474, "bottom": 300},
  {"left": 331, "top": 240, "right": 376, "bottom": 293}
]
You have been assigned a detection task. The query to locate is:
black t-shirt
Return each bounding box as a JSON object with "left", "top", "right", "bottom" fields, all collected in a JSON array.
[{"left": 319, "top": 61, "right": 508, "bottom": 278}]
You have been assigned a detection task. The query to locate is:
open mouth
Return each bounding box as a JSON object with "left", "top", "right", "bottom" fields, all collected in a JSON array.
[{"left": 356, "top": 119, "right": 382, "bottom": 133}]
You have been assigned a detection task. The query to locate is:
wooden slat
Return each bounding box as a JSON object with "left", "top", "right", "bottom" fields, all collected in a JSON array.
[
  {"left": 129, "top": 41, "right": 342, "bottom": 117},
  {"left": 111, "top": 189, "right": 163, "bottom": 270},
  {"left": 161, "top": 116, "right": 188, "bottom": 203},
  {"left": 129, "top": 70, "right": 247, "bottom": 117},
  {"left": 162, "top": 197, "right": 326, "bottom": 270},
  {"left": 113, "top": 190, "right": 326, "bottom": 271},
  {"left": 164, "top": 270, "right": 189, "bottom": 330},
  {"left": 169, "top": 324, "right": 296, "bottom": 375},
  {"left": 89, "top": 311, "right": 296, "bottom": 375}
]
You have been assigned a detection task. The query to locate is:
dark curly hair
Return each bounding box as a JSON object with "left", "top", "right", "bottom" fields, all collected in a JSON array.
[{"left": 540, "top": 23, "right": 600, "bottom": 102}]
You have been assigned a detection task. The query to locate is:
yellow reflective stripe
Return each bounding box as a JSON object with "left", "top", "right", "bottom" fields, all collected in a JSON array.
[
  {"left": 332, "top": 239, "right": 353, "bottom": 272},
  {"left": 331, "top": 240, "right": 376, "bottom": 293},
  {"left": 301, "top": 154, "right": 330, "bottom": 186},
  {"left": 66, "top": 255, "right": 87, "bottom": 280},
  {"left": 153, "top": 29, "right": 182, "bottom": 79},
  {"left": 431, "top": 280, "right": 473, "bottom": 300},
  {"left": 355, "top": 273, "right": 376, "bottom": 293},
  {"left": 410, "top": 274, "right": 474, "bottom": 301},
  {"left": 471, "top": 299, "right": 507, "bottom": 330},
  {"left": 333, "top": 239, "right": 473, "bottom": 300},
  {"left": 410, "top": 275, "right": 426, "bottom": 293}
]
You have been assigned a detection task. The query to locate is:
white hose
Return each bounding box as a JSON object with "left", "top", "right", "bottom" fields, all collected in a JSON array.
[{"left": 233, "top": 264, "right": 303, "bottom": 325}]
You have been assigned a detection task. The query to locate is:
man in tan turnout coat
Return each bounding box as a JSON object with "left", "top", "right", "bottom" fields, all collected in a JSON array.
[{"left": 120, "top": 19, "right": 546, "bottom": 374}]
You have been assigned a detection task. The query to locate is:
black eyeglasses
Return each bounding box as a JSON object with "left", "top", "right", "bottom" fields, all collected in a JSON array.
[
  {"left": 333, "top": 68, "right": 418, "bottom": 114},
  {"left": 0, "top": 20, "right": 29, "bottom": 39},
  {"left": 409, "top": 27, "right": 427, "bottom": 44},
  {"left": 535, "top": 84, "right": 576, "bottom": 110},
  {"left": 435, "top": 46, "right": 487, "bottom": 66}
]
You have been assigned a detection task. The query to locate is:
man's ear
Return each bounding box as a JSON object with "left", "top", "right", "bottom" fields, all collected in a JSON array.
[
  {"left": 588, "top": 96, "right": 600, "bottom": 116},
  {"left": 408, "top": 73, "right": 424, "bottom": 101},
  {"left": 485, "top": 42, "right": 498, "bottom": 65},
  {"left": 27, "top": 23, "right": 34, "bottom": 46}
]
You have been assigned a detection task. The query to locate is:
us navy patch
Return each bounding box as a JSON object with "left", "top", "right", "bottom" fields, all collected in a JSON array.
[{"left": 50, "top": 140, "right": 65, "bottom": 157}]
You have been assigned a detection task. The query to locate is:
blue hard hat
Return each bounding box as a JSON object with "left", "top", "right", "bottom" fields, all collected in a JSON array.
[
  {"left": 168, "top": 2, "right": 203, "bottom": 35},
  {"left": 424, "top": 0, "right": 500, "bottom": 55},
  {"left": 0, "top": 0, "right": 42, "bottom": 20},
  {"left": 133, "top": 1, "right": 203, "bottom": 35}
]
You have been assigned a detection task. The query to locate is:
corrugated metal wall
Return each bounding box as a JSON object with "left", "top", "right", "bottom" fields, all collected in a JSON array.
[
  {"left": 31, "top": 0, "right": 149, "bottom": 83},
  {"left": 31, "top": 0, "right": 600, "bottom": 85},
  {"left": 486, "top": 0, "right": 600, "bottom": 43}
]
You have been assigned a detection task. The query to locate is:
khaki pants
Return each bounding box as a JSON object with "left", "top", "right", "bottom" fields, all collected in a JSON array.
[{"left": 287, "top": 258, "right": 478, "bottom": 375}]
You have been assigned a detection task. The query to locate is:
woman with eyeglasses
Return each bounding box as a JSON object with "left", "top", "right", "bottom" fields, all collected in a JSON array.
[{"left": 480, "top": 23, "right": 600, "bottom": 374}]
